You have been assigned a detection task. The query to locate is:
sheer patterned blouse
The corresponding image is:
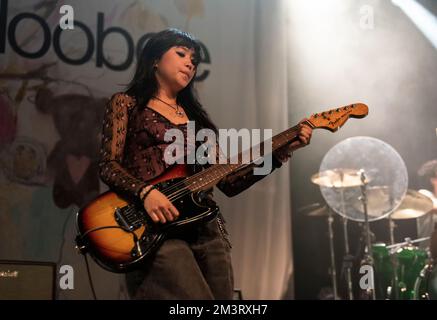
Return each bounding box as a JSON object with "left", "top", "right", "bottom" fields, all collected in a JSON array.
[{"left": 98, "top": 92, "right": 282, "bottom": 201}]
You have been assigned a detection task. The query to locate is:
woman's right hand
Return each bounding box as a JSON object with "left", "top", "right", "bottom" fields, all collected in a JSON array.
[{"left": 141, "top": 186, "right": 180, "bottom": 223}]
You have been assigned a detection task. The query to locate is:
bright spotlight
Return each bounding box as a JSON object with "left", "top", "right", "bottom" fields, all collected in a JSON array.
[{"left": 392, "top": 0, "right": 437, "bottom": 49}]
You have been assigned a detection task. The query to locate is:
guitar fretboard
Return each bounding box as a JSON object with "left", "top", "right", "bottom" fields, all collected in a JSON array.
[{"left": 183, "top": 122, "right": 308, "bottom": 192}]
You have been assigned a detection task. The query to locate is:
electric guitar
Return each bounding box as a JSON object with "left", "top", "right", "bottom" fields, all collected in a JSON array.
[{"left": 75, "top": 103, "right": 369, "bottom": 272}]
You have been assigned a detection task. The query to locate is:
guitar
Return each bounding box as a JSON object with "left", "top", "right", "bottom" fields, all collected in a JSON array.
[{"left": 75, "top": 103, "right": 368, "bottom": 273}]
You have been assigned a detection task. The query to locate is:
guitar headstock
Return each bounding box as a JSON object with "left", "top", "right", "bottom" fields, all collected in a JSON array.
[{"left": 307, "top": 103, "right": 368, "bottom": 132}]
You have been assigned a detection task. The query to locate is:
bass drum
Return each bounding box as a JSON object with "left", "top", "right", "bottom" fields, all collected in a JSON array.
[
  {"left": 372, "top": 243, "right": 429, "bottom": 299},
  {"left": 393, "top": 244, "right": 428, "bottom": 300},
  {"left": 414, "top": 263, "right": 437, "bottom": 300},
  {"left": 372, "top": 243, "right": 393, "bottom": 299}
]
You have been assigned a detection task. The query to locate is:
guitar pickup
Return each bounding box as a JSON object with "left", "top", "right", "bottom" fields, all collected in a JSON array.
[
  {"left": 114, "top": 206, "right": 143, "bottom": 231},
  {"left": 114, "top": 208, "right": 132, "bottom": 230}
]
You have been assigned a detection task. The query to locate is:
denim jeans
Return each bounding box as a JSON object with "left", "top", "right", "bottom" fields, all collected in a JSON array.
[{"left": 125, "top": 216, "right": 234, "bottom": 299}]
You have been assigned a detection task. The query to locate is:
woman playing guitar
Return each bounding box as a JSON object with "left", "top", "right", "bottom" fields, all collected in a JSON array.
[{"left": 98, "top": 28, "right": 312, "bottom": 299}]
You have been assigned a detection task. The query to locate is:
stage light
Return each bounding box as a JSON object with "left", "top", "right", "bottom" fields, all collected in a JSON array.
[{"left": 392, "top": 0, "right": 437, "bottom": 49}]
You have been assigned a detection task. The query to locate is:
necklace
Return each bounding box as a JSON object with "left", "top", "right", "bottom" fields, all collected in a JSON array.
[{"left": 152, "top": 96, "right": 185, "bottom": 117}]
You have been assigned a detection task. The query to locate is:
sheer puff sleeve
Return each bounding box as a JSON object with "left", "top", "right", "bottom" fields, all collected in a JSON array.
[{"left": 98, "top": 92, "right": 149, "bottom": 199}]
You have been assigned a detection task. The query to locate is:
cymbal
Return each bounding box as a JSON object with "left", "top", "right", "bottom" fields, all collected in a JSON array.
[
  {"left": 390, "top": 189, "right": 433, "bottom": 220},
  {"left": 311, "top": 168, "right": 369, "bottom": 188},
  {"left": 350, "top": 185, "right": 393, "bottom": 219},
  {"left": 298, "top": 203, "right": 330, "bottom": 217},
  {"left": 418, "top": 189, "right": 437, "bottom": 209},
  {"left": 363, "top": 186, "right": 392, "bottom": 217},
  {"left": 307, "top": 205, "right": 329, "bottom": 217}
]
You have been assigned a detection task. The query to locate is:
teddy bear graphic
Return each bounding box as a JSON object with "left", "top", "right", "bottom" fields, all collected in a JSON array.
[{"left": 35, "top": 88, "right": 107, "bottom": 208}]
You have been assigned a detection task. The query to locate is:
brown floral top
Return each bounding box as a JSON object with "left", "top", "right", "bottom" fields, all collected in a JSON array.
[{"left": 98, "top": 92, "right": 282, "bottom": 201}]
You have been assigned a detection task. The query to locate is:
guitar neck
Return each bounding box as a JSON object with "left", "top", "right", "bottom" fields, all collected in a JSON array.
[
  {"left": 184, "top": 122, "right": 306, "bottom": 193},
  {"left": 178, "top": 102, "right": 368, "bottom": 194}
]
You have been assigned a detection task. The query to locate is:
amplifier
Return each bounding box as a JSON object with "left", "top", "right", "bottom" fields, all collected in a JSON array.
[{"left": 0, "top": 260, "right": 56, "bottom": 300}]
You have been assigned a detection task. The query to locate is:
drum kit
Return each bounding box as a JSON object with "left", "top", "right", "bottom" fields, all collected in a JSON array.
[
  {"left": 310, "top": 170, "right": 437, "bottom": 300},
  {"left": 308, "top": 137, "right": 437, "bottom": 300}
]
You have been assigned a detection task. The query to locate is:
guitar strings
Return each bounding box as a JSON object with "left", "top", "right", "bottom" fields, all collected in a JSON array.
[
  {"left": 160, "top": 124, "right": 303, "bottom": 200},
  {"left": 159, "top": 124, "right": 303, "bottom": 202},
  {"left": 160, "top": 123, "right": 303, "bottom": 197},
  {"left": 160, "top": 125, "right": 301, "bottom": 199}
]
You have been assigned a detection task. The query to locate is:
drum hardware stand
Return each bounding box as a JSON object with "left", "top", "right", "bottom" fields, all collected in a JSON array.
[
  {"left": 387, "top": 237, "right": 431, "bottom": 250},
  {"left": 338, "top": 187, "right": 354, "bottom": 300},
  {"left": 358, "top": 170, "right": 376, "bottom": 300},
  {"left": 388, "top": 214, "right": 400, "bottom": 299},
  {"left": 327, "top": 207, "right": 340, "bottom": 300},
  {"left": 340, "top": 217, "right": 355, "bottom": 300},
  {"left": 388, "top": 216, "right": 396, "bottom": 245}
]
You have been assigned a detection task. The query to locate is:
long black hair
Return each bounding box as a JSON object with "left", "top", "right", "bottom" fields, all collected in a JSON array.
[{"left": 125, "top": 28, "right": 218, "bottom": 134}]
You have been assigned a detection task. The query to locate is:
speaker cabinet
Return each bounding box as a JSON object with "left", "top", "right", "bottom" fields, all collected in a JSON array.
[{"left": 0, "top": 260, "right": 56, "bottom": 300}]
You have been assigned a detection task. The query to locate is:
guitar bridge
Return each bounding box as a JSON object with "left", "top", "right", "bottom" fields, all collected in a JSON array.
[{"left": 114, "top": 206, "right": 145, "bottom": 231}]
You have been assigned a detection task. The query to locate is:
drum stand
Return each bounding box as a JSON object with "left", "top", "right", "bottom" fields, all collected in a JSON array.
[
  {"left": 341, "top": 217, "right": 354, "bottom": 300},
  {"left": 327, "top": 208, "right": 340, "bottom": 300},
  {"left": 388, "top": 215, "right": 400, "bottom": 299},
  {"left": 339, "top": 188, "right": 354, "bottom": 300},
  {"left": 359, "top": 170, "right": 376, "bottom": 300},
  {"left": 389, "top": 216, "right": 396, "bottom": 245}
]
